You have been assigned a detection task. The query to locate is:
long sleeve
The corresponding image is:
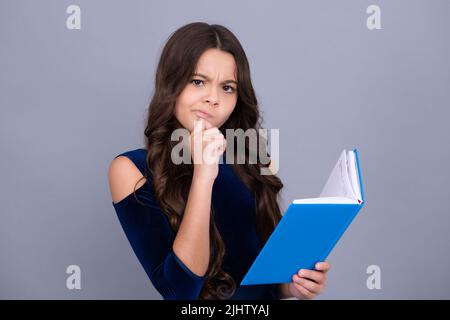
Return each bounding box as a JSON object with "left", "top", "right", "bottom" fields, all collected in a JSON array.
[{"left": 112, "top": 182, "right": 206, "bottom": 300}]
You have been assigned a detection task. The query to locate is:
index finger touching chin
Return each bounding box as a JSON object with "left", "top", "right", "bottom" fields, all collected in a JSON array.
[{"left": 202, "top": 118, "right": 214, "bottom": 130}]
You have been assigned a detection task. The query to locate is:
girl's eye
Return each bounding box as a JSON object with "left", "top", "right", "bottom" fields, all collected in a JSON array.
[
  {"left": 191, "top": 79, "right": 236, "bottom": 94},
  {"left": 223, "top": 85, "right": 236, "bottom": 93},
  {"left": 191, "top": 79, "right": 204, "bottom": 86}
]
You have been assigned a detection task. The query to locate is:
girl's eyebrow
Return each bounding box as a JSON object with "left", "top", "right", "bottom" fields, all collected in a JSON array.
[{"left": 192, "top": 72, "right": 238, "bottom": 86}]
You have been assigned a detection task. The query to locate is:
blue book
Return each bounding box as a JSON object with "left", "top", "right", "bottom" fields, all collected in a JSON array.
[{"left": 241, "top": 148, "right": 365, "bottom": 285}]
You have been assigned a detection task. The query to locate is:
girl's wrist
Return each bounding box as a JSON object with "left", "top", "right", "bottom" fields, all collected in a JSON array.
[{"left": 192, "top": 170, "right": 216, "bottom": 187}]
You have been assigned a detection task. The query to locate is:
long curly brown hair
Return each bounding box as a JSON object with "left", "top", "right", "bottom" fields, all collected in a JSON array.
[{"left": 135, "top": 22, "right": 283, "bottom": 299}]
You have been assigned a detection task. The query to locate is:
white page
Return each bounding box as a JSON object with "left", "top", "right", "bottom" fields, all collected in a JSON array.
[
  {"left": 293, "top": 196, "right": 359, "bottom": 204},
  {"left": 319, "top": 150, "right": 356, "bottom": 200}
]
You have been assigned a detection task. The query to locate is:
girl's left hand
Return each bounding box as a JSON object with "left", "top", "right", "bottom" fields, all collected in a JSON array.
[{"left": 288, "top": 262, "right": 331, "bottom": 299}]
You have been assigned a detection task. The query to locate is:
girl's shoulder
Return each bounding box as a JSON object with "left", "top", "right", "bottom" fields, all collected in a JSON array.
[
  {"left": 108, "top": 148, "right": 149, "bottom": 205},
  {"left": 114, "top": 148, "right": 149, "bottom": 177}
]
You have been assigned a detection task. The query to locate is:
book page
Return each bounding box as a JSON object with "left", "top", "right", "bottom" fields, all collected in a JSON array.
[
  {"left": 347, "top": 150, "right": 362, "bottom": 202},
  {"left": 293, "top": 196, "right": 359, "bottom": 204},
  {"left": 319, "top": 150, "right": 356, "bottom": 200}
]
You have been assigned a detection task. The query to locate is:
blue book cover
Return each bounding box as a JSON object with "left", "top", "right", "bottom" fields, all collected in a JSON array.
[{"left": 240, "top": 148, "right": 365, "bottom": 285}]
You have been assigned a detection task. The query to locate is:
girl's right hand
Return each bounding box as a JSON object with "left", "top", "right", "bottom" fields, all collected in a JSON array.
[{"left": 189, "top": 118, "right": 226, "bottom": 183}]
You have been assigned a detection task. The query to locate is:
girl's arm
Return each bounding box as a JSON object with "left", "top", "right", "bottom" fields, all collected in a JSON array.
[
  {"left": 173, "top": 118, "right": 226, "bottom": 277},
  {"left": 172, "top": 174, "right": 214, "bottom": 277}
]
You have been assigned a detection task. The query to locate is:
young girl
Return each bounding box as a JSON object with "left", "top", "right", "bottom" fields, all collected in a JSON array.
[{"left": 108, "top": 22, "right": 330, "bottom": 300}]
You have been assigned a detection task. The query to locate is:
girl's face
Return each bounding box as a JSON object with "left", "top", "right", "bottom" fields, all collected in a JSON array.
[{"left": 174, "top": 48, "right": 238, "bottom": 132}]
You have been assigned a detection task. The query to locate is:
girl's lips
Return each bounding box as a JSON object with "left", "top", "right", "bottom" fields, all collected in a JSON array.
[{"left": 193, "top": 110, "right": 212, "bottom": 119}]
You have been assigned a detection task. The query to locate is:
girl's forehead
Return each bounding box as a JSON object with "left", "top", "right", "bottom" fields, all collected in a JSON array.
[{"left": 195, "top": 49, "right": 237, "bottom": 79}]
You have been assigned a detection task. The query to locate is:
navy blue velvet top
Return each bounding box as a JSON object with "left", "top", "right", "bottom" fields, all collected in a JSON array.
[{"left": 111, "top": 148, "right": 280, "bottom": 300}]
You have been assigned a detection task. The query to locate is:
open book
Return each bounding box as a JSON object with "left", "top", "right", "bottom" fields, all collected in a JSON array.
[
  {"left": 240, "top": 148, "right": 365, "bottom": 286},
  {"left": 294, "top": 149, "right": 363, "bottom": 205}
]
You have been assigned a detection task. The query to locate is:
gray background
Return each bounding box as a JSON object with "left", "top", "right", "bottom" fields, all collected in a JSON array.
[{"left": 1, "top": 0, "right": 449, "bottom": 299}]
